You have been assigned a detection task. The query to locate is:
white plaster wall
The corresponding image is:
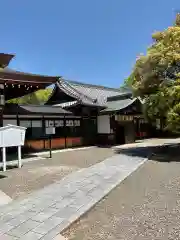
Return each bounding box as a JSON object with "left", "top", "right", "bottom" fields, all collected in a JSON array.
[{"left": 97, "top": 115, "right": 110, "bottom": 134}]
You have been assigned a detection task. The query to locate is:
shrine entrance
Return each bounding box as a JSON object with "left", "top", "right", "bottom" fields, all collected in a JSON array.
[{"left": 115, "top": 123, "right": 125, "bottom": 145}]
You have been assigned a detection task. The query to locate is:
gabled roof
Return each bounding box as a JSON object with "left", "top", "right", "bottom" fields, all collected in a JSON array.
[
  {"left": 101, "top": 96, "right": 143, "bottom": 114},
  {"left": 65, "top": 79, "right": 131, "bottom": 105},
  {"left": 101, "top": 98, "right": 137, "bottom": 114},
  {"left": 47, "top": 78, "right": 131, "bottom": 107}
]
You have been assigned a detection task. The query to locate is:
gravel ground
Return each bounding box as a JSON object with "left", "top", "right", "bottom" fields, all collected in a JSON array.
[
  {"left": 0, "top": 147, "right": 114, "bottom": 199},
  {"left": 63, "top": 159, "right": 180, "bottom": 240}
]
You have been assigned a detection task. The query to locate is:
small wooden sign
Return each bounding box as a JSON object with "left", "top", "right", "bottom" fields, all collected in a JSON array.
[{"left": 117, "top": 115, "right": 134, "bottom": 122}]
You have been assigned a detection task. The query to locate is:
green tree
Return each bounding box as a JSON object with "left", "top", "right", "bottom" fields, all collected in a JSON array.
[
  {"left": 7, "top": 88, "right": 53, "bottom": 105},
  {"left": 127, "top": 14, "right": 180, "bottom": 133},
  {"left": 123, "top": 73, "right": 135, "bottom": 88}
]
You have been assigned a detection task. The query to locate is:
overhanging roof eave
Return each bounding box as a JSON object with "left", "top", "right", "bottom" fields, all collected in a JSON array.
[{"left": 0, "top": 70, "right": 60, "bottom": 84}]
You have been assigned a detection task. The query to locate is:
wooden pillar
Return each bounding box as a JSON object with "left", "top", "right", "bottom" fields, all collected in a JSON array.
[
  {"left": 0, "top": 83, "right": 5, "bottom": 127},
  {"left": 42, "top": 116, "right": 46, "bottom": 150},
  {"left": 64, "top": 115, "right": 67, "bottom": 148}
]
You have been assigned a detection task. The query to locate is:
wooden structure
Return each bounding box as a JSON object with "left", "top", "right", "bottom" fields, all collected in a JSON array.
[
  {"left": 45, "top": 78, "right": 151, "bottom": 147},
  {"left": 98, "top": 94, "right": 150, "bottom": 145},
  {"left": 45, "top": 79, "right": 129, "bottom": 146},
  {"left": 3, "top": 104, "right": 78, "bottom": 152},
  {"left": 0, "top": 52, "right": 152, "bottom": 152},
  {"left": 0, "top": 53, "right": 74, "bottom": 152},
  {"left": 0, "top": 53, "right": 59, "bottom": 100}
]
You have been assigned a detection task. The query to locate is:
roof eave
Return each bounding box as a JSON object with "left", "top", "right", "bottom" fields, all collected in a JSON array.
[
  {"left": 18, "top": 104, "right": 72, "bottom": 115},
  {"left": 0, "top": 71, "right": 60, "bottom": 84}
]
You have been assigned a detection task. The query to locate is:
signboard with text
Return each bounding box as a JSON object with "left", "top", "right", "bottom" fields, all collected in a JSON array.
[
  {"left": 45, "top": 119, "right": 81, "bottom": 127},
  {"left": 0, "top": 124, "right": 26, "bottom": 148},
  {"left": 45, "top": 127, "right": 55, "bottom": 135}
]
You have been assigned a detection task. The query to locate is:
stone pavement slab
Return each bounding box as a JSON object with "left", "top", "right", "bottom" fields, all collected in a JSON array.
[
  {"left": 0, "top": 190, "right": 12, "bottom": 206},
  {"left": 0, "top": 154, "right": 147, "bottom": 239},
  {"left": 0, "top": 147, "right": 114, "bottom": 201}
]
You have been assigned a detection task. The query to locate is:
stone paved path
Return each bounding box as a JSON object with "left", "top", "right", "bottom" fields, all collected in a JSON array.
[
  {"left": 0, "top": 147, "right": 114, "bottom": 200},
  {"left": 0, "top": 154, "right": 147, "bottom": 239}
]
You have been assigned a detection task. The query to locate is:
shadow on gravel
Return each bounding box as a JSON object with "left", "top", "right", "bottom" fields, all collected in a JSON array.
[
  {"left": 115, "top": 143, "right": 180, "bottom": 162},
  {"left": 0, "top": 175, "right": 7, "bottom": 179},
  {"left": 0, "top": 165, "right": 19, "bottom": 171},
  {"left": 0, "top": 152, "right": 38, "bottom": 162},
  {"left": 96, "top": 144, "right": 114, "bottom": 148}
]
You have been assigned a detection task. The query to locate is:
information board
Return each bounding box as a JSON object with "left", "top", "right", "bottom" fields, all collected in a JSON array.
[{"left": 45, "top": 127, "right": 55, "bottom": 135}]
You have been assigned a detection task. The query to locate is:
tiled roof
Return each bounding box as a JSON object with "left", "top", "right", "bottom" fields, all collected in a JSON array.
[
  {"left": 46, "top": 78, "right": 133, "bottom": 111},
  {"left": 100, "top": 98, "right": 137, "bottom": 113},
  {"left": 55, "top": 78, "right": 131, "bottom": 106},
  {"left": 57, "top": 80, "right": 95, "bottom": 104},
  {"left": 4, "top": 104, "right": 71, "bottom": 115},
  {"left": 20, "top": 104, "right": 71, "bottom": 115},
  {"left": 66, "top": 79, "right": 131, "bottom": 105},
  {"left": 107, "top": 92, "right": 132, "bottom": 102}
]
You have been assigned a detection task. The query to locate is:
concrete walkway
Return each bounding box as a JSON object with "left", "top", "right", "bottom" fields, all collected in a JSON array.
[{"left": 0, "top": 154, "right": 147, "bottom": 239}]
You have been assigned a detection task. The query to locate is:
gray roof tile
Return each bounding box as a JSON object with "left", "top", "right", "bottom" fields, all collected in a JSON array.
[
  {"left": 20, "top": 104, "right": 71, "bottom": 115},
  {"left": 47, "top": 78, "right": 133, "bottom": 111},
  {"left": 101, "top": 98, "right": 137, "bottom": 113},
  {"left": 57, "top": 79, "right": 131, "bottom": 106},
  {"left": 67, "top": 80, "right": 130, "bottom": 104}
]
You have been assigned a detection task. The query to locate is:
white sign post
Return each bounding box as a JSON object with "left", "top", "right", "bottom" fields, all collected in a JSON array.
[
  {"left": 0, "top": 125, "right": 26, "bottom": 171},
  {"left": 18, "top": 146, "right": 22, "bottom": 168},
  {"left": 2, "top": 147, "right": 6, "bottom": 172}
]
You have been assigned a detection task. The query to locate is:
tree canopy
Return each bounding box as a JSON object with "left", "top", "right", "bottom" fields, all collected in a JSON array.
[
  {"left": 7, "top": 88, "right": 53, "bottom": 105},
  {"left": 126, "top": 14, "right": 180, "bottom": 133}
]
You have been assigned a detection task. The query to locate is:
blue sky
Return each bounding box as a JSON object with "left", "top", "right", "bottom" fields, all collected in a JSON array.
[{"left": 0, "top": 0, "right": 179, "bottom": 87}]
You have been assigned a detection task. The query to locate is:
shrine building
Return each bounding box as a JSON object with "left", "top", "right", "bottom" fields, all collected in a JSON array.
[{"left": 1, "top": 53, "right": 152, "bottom": 152}]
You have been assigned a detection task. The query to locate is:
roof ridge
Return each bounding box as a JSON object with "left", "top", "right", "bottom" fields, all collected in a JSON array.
[{"left": 65, "top": 79, "right": 123, "bottom": 92}]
